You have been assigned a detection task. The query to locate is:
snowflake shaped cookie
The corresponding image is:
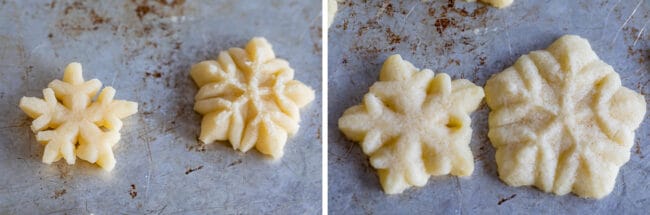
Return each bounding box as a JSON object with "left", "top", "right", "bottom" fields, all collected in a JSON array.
[
  {"left": 485, "top": 35, "right": 646, "bottom": 198},
  {"left": 19, "top": 63, "right": 138, "bottom": 171},
  {"left": 339, "top": 55, "right": 484, "bottom": 194},
  {"left": 190, "top": 37, "right": 314, "bottom": 159}
]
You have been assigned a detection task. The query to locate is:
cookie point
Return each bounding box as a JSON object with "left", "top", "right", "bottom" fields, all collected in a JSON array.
[{"left": 380, "top": 54, "right": 412, "bottom": 81}]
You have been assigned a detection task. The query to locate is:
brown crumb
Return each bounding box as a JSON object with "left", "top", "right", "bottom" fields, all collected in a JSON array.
[
  {"left": 135, "top": 5, "right": 151, "bottom": 20},
  {"left": 52, "top": 189, "right": 67, "bottom": 199},
  {"left": 145, "top": 71, "right": 162, "bottom": 78},
  {"left": 434, "top": 18, "right": 455, "bottom": 34},
  {"left": 635, "top": 142, "right": 644, "bottom": 159},
  {"left": 129, "top": 184, "right": 137, "bottom": 199},
  {"left": 385, "top": 27, "right": 402, "bottom": 45}
]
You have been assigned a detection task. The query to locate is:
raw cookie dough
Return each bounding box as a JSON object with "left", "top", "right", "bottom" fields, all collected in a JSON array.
[
  {"left": 19, "top": 63, "right": 138, "bottom": 171},
  {"left": 466, "top": 0, "right": 513, "bottom": 8},
  {"left": 485, "top": 35, "right": 646, "bottom": 199},
  {"left": 191, "top": 37, "right": 314, "bottom": 159},
  {"left": 328, "top": 0, "right": 337, "bottom": 28},
  {"left": 339, "top": 55, "right": 484, "bottom": 194}
]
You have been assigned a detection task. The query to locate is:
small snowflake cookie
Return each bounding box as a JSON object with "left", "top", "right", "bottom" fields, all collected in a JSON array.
[
  {"left": 190, "top": 37, "right": 314, "bottom": 159},
  {"left": 465, "top": 0, "right": 513, "bottom": 8},
  {"left": 338, "top": 55, "right": 484, "bottom": 194},
  {"left": 19, "top": 63, "right": 138, "bottom": 171},
  {"left": 485, "top": 35, "right": 647, "bottom": 198}
]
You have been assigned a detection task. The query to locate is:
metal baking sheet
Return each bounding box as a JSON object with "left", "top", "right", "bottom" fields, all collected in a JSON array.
[
  {"left": 328, "top": 0, "right": 649, "bottom": 214},
  {"left": 0, "top": 0, "right": 322, "bottom": 214}
]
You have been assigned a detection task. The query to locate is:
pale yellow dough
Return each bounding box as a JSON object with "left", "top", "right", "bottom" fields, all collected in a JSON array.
[
  {"left": 466, "top": 0, "right": 513, "bottom": 8},
  {"left": 190, "top": 37, "right": 314, "bottom": 159},
  {"left": 19, "top": 63, "right": 138, "bottom": 171},
  {"left": 339, "top": 55, "right": 484, "bottom": 194},
  {"left": 328, "top": 0, "right": 338, "bottom": 28},
  {"left": 485, "top": 35, "right": 646, "bottom": 199}
]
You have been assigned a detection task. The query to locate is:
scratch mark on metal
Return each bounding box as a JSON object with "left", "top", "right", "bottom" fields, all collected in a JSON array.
[
  {"left": 298, "top": 14, "right": 320, "bottom": 44},
  {"left": 503, "top": 20, "right": 513, "bottom": 57},
  {"left": 633, "top": 20, "right": 648, "bottom": 47},
  {"left": 400, "top": 4, "right": 417, "bottom": 28},
  {"left": 157, "top": 204, "right": 168, "bottom": 215},
  {"left": 455, "top": 177, "right": 464, "bottom": 215},
  {"left": 110, "top": 67, "right": 120, "bottom": 87},
  {"left": 611, "top": 0, "right": 642, "bottom": 44},
  {"left": 604, "top": 0, "right": 622, "bottom": 28}
]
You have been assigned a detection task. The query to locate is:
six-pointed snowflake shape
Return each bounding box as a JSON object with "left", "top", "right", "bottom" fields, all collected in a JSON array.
[
  {"left": 19, "top": 63, "right": 138, "bottom": 171},
  {"left": 190, "top": 37, "right": 315, "bottom": 159},
  {"left": 485, "top": 35, "right": 646, "bottom": 198},
  {"left": 339, "top": 55, "right": 484, "bottom": 194}
]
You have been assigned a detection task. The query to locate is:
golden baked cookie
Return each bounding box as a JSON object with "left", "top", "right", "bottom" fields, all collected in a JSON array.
[
  {"left": 485, "top": 35, "right": 647, "bottom": 198},
  {"left": 19, "top": 63, "right": 138, "bottom": 171},
  {"left": 339, "top": 55, "right": 484, "bottom": 194},
  {"left": 191, "top": 37, "right": 314, "bottom": 159}
]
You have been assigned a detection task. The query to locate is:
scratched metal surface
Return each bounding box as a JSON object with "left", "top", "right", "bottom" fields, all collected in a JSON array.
[
  {"left": 0, "top": 0, "right": 322, "bottom": 214},
  {"left": 329, "top": 0, "right": 649, "bottom": 214}
]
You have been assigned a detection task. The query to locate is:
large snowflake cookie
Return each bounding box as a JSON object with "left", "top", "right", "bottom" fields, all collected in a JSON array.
[
  {"left": 338, "top": 55, "right": 484, "bottom": 194},
  {"left": 190, "top": 37, "right": 314, "bottom": 159},
  {"left": 19, "top": 63, "right": 138, "bottom": 171},
  {"left": 485, "top": 35, "right": 647, "bottom": 199},
  {"left": 465, "top": 0, "right": 513, "bottom": 8}
]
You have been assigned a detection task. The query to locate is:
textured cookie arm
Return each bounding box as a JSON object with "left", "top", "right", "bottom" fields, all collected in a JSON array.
[
  {"left": 370, "top": 134, "right": 429, "bottom": 194},
  {"left": 608, "top": 88, "right": 646, "bottom": 130},
  {"left": 195, "top": 81, "right": 245, "bottom": 101},
  {"left": 246, "top": 37, "right": 276, "bottom": 64},
  {"left": 255, "top": 117, "right": 289, "bottom": 158},
  {"left": 282, "top": 80, "right": 315, "bottom": 108},
  {"left": 77, "top": 121, "right": 121, "bottom": 171},
  {"left": 36, "top": 123, "right": 78, "bottom": 165},
  {"left": 446, "top": 113, "right": 475, "bottom": 176},
  {"left": 547, "top": 35, "right": 599, "bottom": 74},
  {"left": 379, "top": 55, "right": 417, "bottom": 82},
  {"left": 595, "top": 74, "right": 647, "bottom": 147},
  {"left": 92, "top": 87, "right": 138, "bottom": 131},
  {"left": 48, "top": 63, "right": 102, "bottom": 111},
  {"left": 199, "top": 110, "right": 233, "bottom": 143},
  {"left": 338, "top": 92, "right": 396, "bottom": 143},
  {"left": 572, "top": 149, "right": 620, "bottom": 199},
  {"left": 371, "top": 70, "right": 433, "bottom": 114},
  {"left": 338, "top": 105, "right": 375, "bottom": 142},
  {"left": 190, "top": 60, "right": 230, "bottom": 88},
  {"left": 484, "top": 68, "right": 530, "bottom": 110},
  {"left": 268, "top": 110, "right": 299, "bottom": 136},
  {"left": 421, "top": 114, "right": 474, "bottom": 177},
  {"left": 449, "top": 79, "right": 485, "bottom": 113},
  {"left": 19, "top": 88, "right": 67, "bottom": 132},
  {"left": 239, "top": 116, "right": 262, "bottom": 152}
]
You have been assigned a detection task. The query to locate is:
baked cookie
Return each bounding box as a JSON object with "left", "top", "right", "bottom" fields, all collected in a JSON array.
[
  {"left": 191, "top": 37, "right": 314, "bottom": 159},
  {"left": 485, "top": 35, "right": 646, "bottom": 198},
  {"left": 339, "top": 55, "right": 484, "bottom": 194},
  {"left": 19, "top": 63, "right": 138, "bottom": 171}
]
